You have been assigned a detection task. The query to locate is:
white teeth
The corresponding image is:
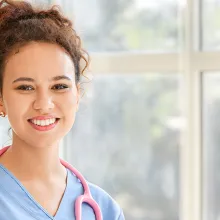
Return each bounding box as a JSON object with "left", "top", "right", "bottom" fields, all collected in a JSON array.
[{"left": 31, "top": 118, "right": 56, "bottom": 126}]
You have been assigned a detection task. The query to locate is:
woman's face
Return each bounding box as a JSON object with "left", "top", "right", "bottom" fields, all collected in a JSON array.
[{"left": 0, "top": 42, "right": 80, "bottom": 148}]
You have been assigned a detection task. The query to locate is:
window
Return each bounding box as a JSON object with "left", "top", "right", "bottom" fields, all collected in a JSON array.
[
  {"left": 1, "top": 0, "right": 219, "bottom": 219},
  {"left": 63, "top": 74, "right": 181, "bottom": 219},
  {"left": 202, "top": 0, "right": 220, "bottom": 50},
  {"left": 0, "top": 119, "right": 10, "bottom": 147},
  {"left": 69, "top": 0, "right": 179, "bottom": 52},
  {"left": 203, "top": 72, "right": 220, "bottom": 220}
]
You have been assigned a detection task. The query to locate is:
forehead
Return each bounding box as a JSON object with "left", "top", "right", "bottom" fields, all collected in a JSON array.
[{"left": 4, "top": 42, "right": 75, "bottom": 82}]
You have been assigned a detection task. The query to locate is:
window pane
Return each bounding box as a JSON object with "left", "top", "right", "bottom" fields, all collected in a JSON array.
[
  {"left": 203, "top": 72, "right": 220, "bottom": 220},
  {"left": 63, "top": 74, "right": 181, "bottom": 220},
  {"left": 202, "top": 0, "right": 220, "bottom": 50},
  {"left": 57, "top": 0, "right": 180, "bottom": 52},
  {"left": 0, "top": 119, "right": 11, "bottom": 148}
]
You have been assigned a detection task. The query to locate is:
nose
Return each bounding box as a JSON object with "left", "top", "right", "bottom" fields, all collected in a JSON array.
[{"left": 33, "top": 90, "right": 55, "bottom": 114}]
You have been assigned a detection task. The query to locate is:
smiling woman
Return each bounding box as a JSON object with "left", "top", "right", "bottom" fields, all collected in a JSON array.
[{"left": 0, "top": 0, "right": 124, "bottom": 220}]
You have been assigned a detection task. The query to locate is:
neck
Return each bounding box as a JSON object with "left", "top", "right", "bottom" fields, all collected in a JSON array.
[{"left": 0, "top": 136, "right": 66, "bottom": 182}]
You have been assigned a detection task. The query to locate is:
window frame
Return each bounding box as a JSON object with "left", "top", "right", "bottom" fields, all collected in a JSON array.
[{"left": 58, "top": 0, "right": 214, "bottom": 219}]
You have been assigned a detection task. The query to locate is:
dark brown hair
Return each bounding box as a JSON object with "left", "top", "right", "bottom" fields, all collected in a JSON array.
[{"left": 0, "top": 0, "right": 89, "bottom": 96}]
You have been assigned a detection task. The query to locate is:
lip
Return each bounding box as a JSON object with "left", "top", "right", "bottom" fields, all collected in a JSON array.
[{"left": 28, "top": 115, "right": 59, "bottom": 120}]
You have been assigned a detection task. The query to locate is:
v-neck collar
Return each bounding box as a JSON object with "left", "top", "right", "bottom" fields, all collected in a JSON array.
[{"left": 0, "top": 163, "right": 70, "bottom": 220}]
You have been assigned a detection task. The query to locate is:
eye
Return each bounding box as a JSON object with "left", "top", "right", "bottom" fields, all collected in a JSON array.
[
  {"left": 52, "top": 84, "right": 69, "bottom": 90},
  {"left": 16, "top": 85, "right": 34, "bottom": 91}
]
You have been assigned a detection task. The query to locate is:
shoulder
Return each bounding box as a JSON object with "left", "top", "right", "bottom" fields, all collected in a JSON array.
[{"left": 87, "top": 182, "right": 125, "bottom": 220}]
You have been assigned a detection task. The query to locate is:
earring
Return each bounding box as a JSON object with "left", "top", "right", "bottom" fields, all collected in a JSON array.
[{"left": 0, "top": 112, "right": 5, "bottom": 117}]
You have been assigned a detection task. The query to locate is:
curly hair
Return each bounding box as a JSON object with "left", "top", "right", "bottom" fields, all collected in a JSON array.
[{"left": 0, "top": 0, "right": 90, "bottom": 96}]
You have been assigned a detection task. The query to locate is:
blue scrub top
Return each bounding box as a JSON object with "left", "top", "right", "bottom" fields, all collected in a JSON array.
[{"left": 0, "top": 164, "right": 125, "bottom": 220}]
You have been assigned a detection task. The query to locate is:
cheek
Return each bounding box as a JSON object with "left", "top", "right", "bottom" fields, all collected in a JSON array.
[
  {"left": 4, "top": 93, "right": 29, "bottom": 118},
  {"left": 68, "top": 93, "right": 79, "bottom": 120},
  {"left": 65, "top": 89, "right": 79, "bottom": 109},
  {"left": 4, "top": 96, "right": 29, "bottom": 131},
  {"left": 56, "top": 92, "right": 78, "bottom": 136},
  {"left": 59, "top": 90, "right": 78, "bottom": 123}
]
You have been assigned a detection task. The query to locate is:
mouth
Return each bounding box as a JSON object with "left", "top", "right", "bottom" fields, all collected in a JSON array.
[{"left": 27, "top": 118, "right": 60, "bottom": 131}]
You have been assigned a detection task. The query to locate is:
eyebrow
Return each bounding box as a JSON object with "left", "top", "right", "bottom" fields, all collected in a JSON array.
[{"left": 12, "top": 75, "right": 72, "bottom": 83}]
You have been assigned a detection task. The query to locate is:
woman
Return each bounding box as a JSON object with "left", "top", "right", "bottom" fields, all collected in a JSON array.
[{"left": 0, "top": 0, "right": 125, "bottom": 219}]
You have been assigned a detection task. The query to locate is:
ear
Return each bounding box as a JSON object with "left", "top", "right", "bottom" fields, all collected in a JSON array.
[
  {"left": 0, "top": 94, "right": 6, "bottom": 114},
  {"left": 76, "top": 83, "right": 81, "bottom": 112}
]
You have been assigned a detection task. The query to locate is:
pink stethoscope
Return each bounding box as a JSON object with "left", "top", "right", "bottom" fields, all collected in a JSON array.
[{"left": 0, "top": 146, "right": 102, "bottom": 220}]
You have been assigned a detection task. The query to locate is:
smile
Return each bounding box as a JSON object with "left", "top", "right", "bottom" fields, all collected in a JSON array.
[
  {"left": 31, "top": 118, "right": 56, "bottom": 126},
  {"left": 28, "top": 118, "right": 60, "bottom": 131}
]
